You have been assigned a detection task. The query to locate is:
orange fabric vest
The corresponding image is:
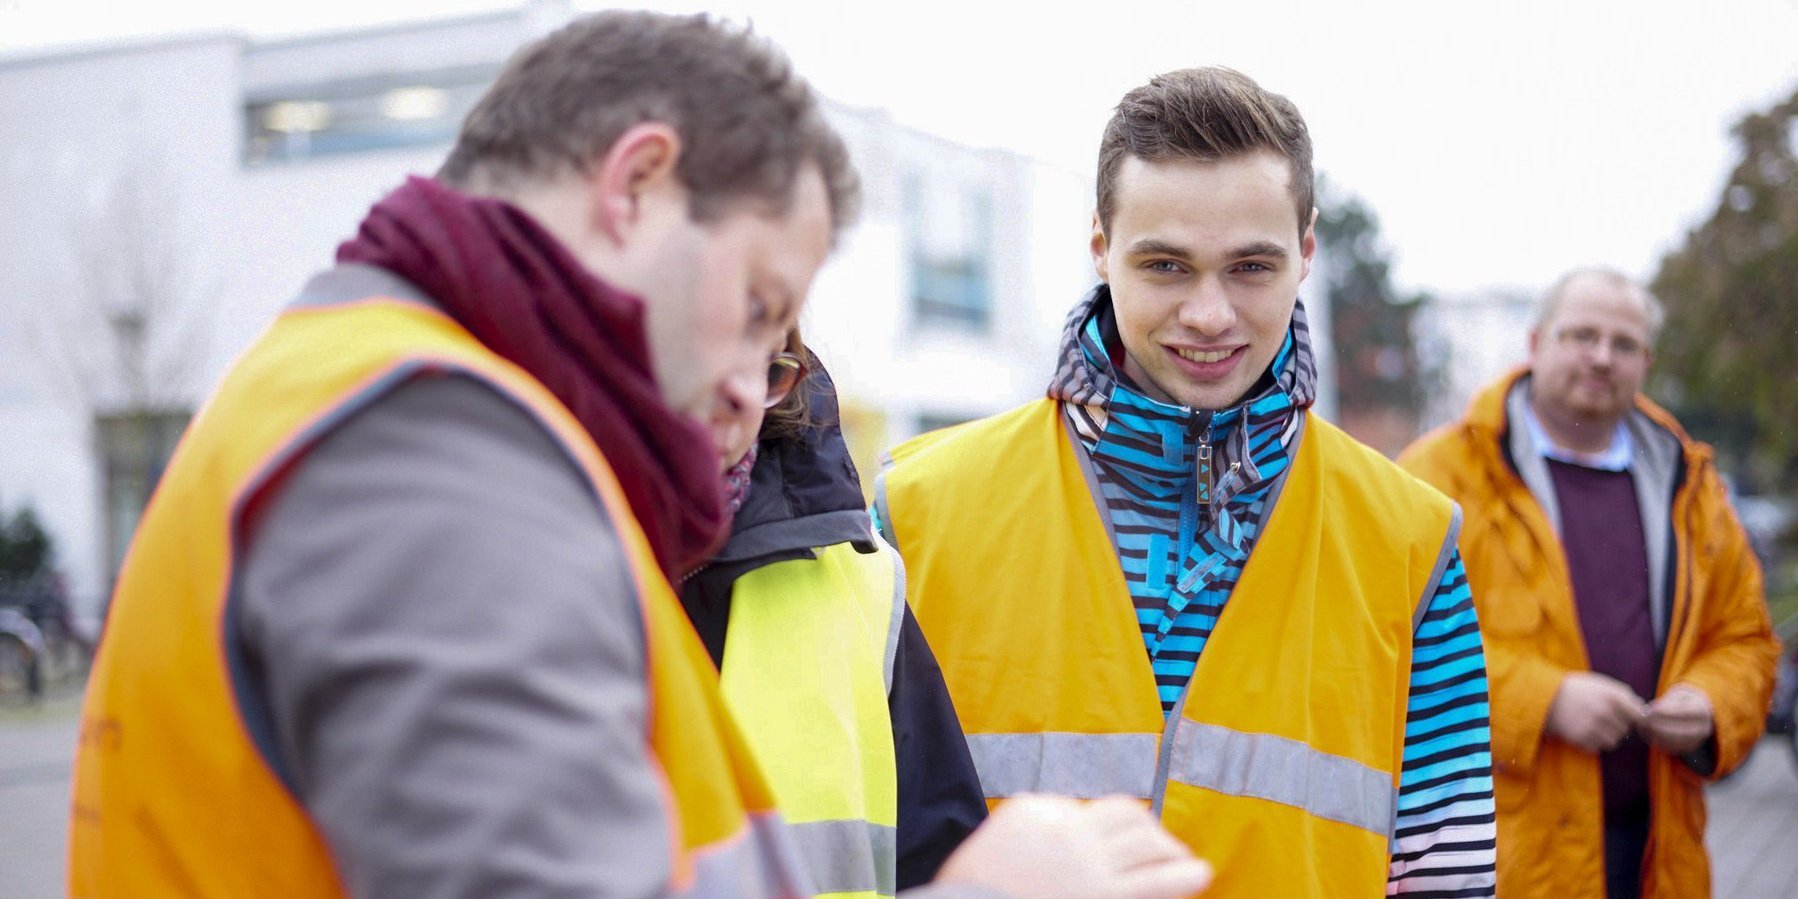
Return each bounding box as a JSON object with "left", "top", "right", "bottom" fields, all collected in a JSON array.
[
  {"left": 69, "top": 298, "right": 803, "bottom": 898},
  {"left": 879, "top": 399, "right": 1458, "bottom": 897}
]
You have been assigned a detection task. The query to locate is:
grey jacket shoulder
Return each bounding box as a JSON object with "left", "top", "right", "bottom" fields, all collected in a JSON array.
[{"left": 236, "top": 372, "right": 676, "bottom": 898}]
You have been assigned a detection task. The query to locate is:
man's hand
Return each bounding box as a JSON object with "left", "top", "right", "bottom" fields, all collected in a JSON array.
[
  {"left": 1545, "top": 672, "right": 1647, "bottom": 753},
  {"left": 935, "top": 793, "right": 1213, "bottom": 899},
  {"left": 1641, "top": 684, "right": 1715, "bottom": 755}
]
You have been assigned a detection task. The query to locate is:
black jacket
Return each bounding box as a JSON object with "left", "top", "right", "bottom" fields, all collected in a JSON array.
[{"left": 679, "top": 366, "right": 986, "bottom": 889}]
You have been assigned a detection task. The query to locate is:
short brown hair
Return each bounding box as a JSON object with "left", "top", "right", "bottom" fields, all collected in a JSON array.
[
  {"left": 440, "top": 11, "right": 858, "bottom": 240},
  {"left": 1096, "top": 67, "right": 1313, "bottom": 236}
]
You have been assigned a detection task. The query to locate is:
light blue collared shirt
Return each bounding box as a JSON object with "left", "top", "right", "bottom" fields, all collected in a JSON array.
[{"left": 1522, "top": 404, "right": 1632, "bottom": 472}]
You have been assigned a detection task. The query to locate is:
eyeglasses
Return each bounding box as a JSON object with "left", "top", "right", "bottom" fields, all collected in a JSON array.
[
  {"left": 764, "top": 352, "right": 807, "bottom": 409},
  {"left": 1554, "top": 326, "right": 1648, "bottom": 360}
]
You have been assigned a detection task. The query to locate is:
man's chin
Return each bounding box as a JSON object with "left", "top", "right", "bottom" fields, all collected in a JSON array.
[
  {"left": 1568, "top": 399, "right": 1627, "bottom": 423},
  {"left": 1168, "top": 383, "right": 1254, "bottom": 412}
]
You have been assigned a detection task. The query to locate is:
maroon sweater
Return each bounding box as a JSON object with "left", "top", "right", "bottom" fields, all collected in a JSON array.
[{"left": 1548, "top": 459, "right": 1659, "bottom": 820}]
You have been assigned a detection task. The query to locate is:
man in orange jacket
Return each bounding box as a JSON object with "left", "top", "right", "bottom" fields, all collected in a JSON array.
[{"left": 1400, "top": 267, "right": 1779, "bottom": 899}]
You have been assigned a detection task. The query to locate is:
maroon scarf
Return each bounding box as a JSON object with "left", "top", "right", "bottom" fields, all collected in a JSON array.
[{"left": 337, "top": 176, "right": 727, "bottom": 577}]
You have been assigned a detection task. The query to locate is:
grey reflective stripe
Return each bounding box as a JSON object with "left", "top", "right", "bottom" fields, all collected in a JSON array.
[
  {"left": 1416, "top": 503, "right": 1463, "bottom": 633},
  {"left": 872, "top": 531, "right": 907, "bottom": 695},
  {"left": 871, "top": 472, "right": 898, "bottom": 554},
  {"left": 1150, "top": 678, "right": 1193, "bottom": 815},
  {"left": 1165, "top": 721, "right": 1397, "bottom": 837},
  {"left": 787, "top": 818, "right": 898, "bottom": 897},
  {"left": 680, "top": 812, "right": 811, "bottom": 898},
  {"left": 967, "top": 732, "right": 1159, "bottom": 799}
]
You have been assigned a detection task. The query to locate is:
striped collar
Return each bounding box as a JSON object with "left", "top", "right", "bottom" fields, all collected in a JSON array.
[{"left": 1047, "top": 286, "right": 1315, "bottom": 510}]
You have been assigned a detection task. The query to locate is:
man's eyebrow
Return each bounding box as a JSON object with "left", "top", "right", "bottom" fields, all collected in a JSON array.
[
  {"left": 1125, "top": 238, "right": 1192, "bottom": 259},
  {"left": 1227, "top": 240, "right": 1289, "bottom": 260},
  {"left": 1125, "top": 238, "right": 1291, "bottom": 261}
]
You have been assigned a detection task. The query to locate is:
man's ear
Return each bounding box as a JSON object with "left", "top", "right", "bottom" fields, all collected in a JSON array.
[
  {"left": 1090, "top": 211, "right": 1110, "bottom": 283},
  {"left": 588, "top": 122, "right": 683, "bottom": 245},
  {"left": 1298, "top": 207, "right": 1319, "bottom": 282}
]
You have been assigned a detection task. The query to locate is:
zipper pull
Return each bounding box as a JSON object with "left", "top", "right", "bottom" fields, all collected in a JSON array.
[{"left": 1196, "top": 442, "right": 1213, "bottom": 507}]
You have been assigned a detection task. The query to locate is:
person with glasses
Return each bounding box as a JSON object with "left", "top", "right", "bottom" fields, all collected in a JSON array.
[
  {"left": 682, "top": 330, "right": 988, "bottom": 897},
  {"left": 69, "top": 11, "right": 1212, "bottom": 897},
  {"left": 1400, "top": 268, "right": 1778, "bottom": 899}
]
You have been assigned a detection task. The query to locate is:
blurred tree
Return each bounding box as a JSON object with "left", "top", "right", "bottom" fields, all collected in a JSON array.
[
  {"left": 1314, "top": 177, "right": 1438, "bottom": 454},
  {"left": 30, "top": 158, "right": 207, "bottom": 587},
  {"left": 1651, "top": 85, "right": 1798, "bottom": 492},
  {"left": 0, "top": 501, "right": 56, "bottom": 585}
]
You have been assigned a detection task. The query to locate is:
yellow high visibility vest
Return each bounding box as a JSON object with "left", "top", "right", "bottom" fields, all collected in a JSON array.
[
  {"left": 878, "top": 399, "right": 1458, "bottom": 897},
  {"left": 724, "top": 538, "right": 905, "bottom": 898},
  {"left": 70, "top": 296, "right": 805, "bottom": 898}
]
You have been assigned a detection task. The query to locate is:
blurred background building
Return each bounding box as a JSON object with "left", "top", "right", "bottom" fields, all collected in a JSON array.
[
  {"left": 4, "top": 1, "right": 1792, "bottom": 627},
  {"left": 0, "top": 4, "right": 1120, "bottom": 618},
  {"left": 3, "top": 4, "right": 1794, "bottom": 895},
  {"left": 1413, "top": 287, "right": 1536, "bottom": 429}
]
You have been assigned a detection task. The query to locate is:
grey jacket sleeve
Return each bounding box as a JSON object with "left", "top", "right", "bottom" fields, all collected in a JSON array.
[{"left": 237, "top": 373, "right": 674, "bottom": 899}]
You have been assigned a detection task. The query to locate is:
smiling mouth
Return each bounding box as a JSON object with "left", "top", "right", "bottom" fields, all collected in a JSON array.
[{"left": 1175, "top": 347, "right": 1236, "bottom": 364}]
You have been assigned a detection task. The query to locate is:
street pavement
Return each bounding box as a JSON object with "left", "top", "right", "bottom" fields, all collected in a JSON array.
[
  {"left": 6, "top": 693, "right": 1798, "bottom": 896},
  {"left": 1707, "top": 732, "right": 1798, "bottom": 896},
  {"left": 0, "top": 690, "right": 79, "bottom": 899}
]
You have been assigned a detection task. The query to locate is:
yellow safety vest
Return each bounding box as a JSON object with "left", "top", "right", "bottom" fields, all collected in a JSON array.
[
  {"left": 70, "top": 296, "right": 806, "bottom": 898},
  {"left": 723, "top": 539, "right": 905, "bottom": 898},
  {"left": 878, "top": 399, "right": 1458, "bottom": 897}
]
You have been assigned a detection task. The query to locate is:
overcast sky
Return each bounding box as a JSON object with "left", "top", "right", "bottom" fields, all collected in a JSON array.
[{"left": 4, "top": 0, "right": 1795, "bottom": 297}]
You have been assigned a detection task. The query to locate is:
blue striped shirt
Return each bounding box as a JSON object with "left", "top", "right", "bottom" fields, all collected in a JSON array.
[{"left": 1065, "top": 316, "right": 1496, "bottom": 896}]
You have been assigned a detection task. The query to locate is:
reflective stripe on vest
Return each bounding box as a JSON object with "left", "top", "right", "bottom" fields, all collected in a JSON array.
[
  {"left": 966, "top": 732, "right": 1158, "bottom": 799},
  {"left": 880, "top": 399, "right": 1457, "bottom": 896},
  {"left": 1166, "top": 721, "right": 1396, "bottom": 837},
  {"left": 723, "top": 538, "right": 903, "bottom": 898},
  {"left": 787, "top": 819, "right": 898, "bottom": 896},
  {"left": 71, "top": 284, "right": 806, "bottom": 897},
  {"left": 680, "top": 812, "right": 813, "bottom": 898},
  {"left": 966, "top": 724, "right": 1397, "bottom": 836},
  {"left": 880, "top": 532, "right": 907, "bottom": 695}
]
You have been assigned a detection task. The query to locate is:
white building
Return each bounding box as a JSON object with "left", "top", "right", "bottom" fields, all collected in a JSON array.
[
  {"left": 0, "top": 6, "right": 1096, "bottom": 614},
  {"left": 1413, "top": 287, "right": 1537, "bottom": 430}
]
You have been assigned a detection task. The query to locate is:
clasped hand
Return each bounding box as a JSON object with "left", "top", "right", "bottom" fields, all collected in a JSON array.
[{"left": 1546, "top": 673, "right": 1713, "bottom": 754}]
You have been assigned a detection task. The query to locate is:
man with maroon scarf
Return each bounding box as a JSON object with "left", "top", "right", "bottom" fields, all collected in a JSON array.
[
  {"left": 73, "top": 10, "right": 1212, "bottom": 899},
  {"left": 1400, "top": 268, "right": 1778, "bottom": 899}
]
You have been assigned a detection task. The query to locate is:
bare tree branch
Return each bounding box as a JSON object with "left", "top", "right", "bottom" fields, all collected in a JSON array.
[{"left": 29, "top": 156, "right": 213, "bottom": 418}]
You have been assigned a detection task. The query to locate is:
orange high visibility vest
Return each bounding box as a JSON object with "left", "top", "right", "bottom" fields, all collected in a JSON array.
[
  {"left": 69, "top": 296, "right": 804, "bottom": 898},
  {"left": 878, "top": 399, "right": 1459, "bottom": 897}
]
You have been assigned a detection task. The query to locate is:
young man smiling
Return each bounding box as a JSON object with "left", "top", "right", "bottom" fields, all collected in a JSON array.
[
  {"left": 69, "top": 13, "right": 1213, "bottom": 898},
  {"left": 876, "top": 67, "right": 1498, "bottom": 897}
]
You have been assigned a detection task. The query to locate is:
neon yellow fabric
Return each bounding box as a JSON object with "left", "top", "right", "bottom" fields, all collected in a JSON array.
[
  {"left": 724, "top": 540, "right": 902, "bottom": 898},
  {"left": 881, "top": 399, "right": 1458, "bottom": 896}
]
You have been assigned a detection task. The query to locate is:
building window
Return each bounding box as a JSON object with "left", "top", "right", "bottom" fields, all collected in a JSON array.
[
  {"left": 905, "top": 174, "right": 993, "bottom": 328},
  {"left": 244, "top": 68, "right": 495, "bottom": 165},
  {"left": 96, "top": 410, "right": 190, "bottom": 585}
]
